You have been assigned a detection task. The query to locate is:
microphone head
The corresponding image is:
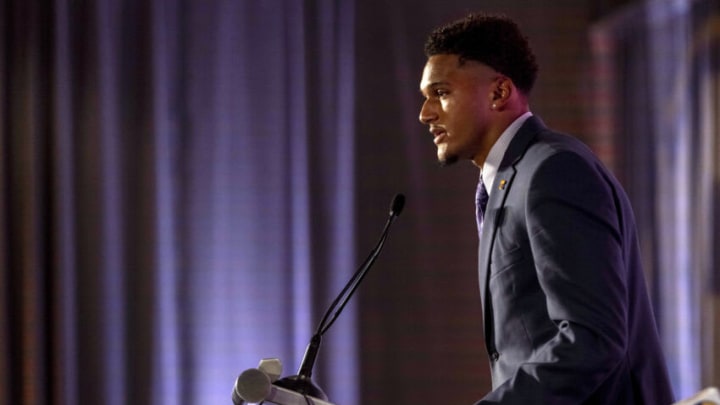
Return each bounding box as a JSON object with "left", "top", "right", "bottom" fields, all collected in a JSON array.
[
  {"left": 233, "top": 368, "right": 271, "bottom": 404},
  {"left": 390, "top": 193, "right": 406, "bottom": 217}
]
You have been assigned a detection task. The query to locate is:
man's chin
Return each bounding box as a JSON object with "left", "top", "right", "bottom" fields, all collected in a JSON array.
[{"left": 438, "top": 154, "right": 459, "bottom": 167}]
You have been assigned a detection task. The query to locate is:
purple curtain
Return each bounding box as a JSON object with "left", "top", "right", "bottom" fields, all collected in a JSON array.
[
  {"left": 0, "top": 1, "right": 357, "bottom": 404},
  {"left": 590, "top": 0, "right": 720, "bottom": 399}
]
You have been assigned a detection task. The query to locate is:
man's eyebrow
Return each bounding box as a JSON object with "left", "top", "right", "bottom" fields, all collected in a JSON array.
[{"left": 420, "top": 81, "right": 450, "bottom": 94}]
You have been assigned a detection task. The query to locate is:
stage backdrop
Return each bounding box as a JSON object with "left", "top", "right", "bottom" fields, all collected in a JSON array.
[
  {"left": 590, "top": 0, "right": 720, "bottom": 398},
  {"left": 1, "top": 1, "right": 357, "bottom": 404}
]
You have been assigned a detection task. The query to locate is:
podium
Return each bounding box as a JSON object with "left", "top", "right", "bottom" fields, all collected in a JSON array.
[{"left": 673, "top": 387, "right": 720, "bottom": 405}]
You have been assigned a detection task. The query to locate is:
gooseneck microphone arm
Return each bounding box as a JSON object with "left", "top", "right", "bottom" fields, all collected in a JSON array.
[
  {"left": 315, "top": 193, "right": 405, "bottom": 340},
  {"left": 274, "top": 193, "right": 406, "bottom": 400}
]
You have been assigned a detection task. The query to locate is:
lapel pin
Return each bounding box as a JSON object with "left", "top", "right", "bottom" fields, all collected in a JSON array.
[{"left": 499, "top": 179, "right": 507, "bottom": 190}]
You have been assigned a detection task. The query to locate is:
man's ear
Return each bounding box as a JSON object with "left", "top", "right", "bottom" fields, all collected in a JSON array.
[
  {"left": 490, "top": 77, "right": 513, "bottom": 109},
  {"left": 496, "top": 77, "right": 513, "bottom": 101}
]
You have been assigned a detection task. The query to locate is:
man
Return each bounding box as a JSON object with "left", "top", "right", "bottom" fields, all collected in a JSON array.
[{"left": 418, "top": 13, "right": 675, "bottom": 404}]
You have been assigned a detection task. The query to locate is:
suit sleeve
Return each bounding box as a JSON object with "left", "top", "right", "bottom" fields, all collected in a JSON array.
[{"left": 477, "top": 150, "right": 630, "bottom": 404}]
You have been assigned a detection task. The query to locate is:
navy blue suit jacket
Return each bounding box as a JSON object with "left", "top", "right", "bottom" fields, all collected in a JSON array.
[{"left": 475, "top": 117, "right": 674, "bottom": 404}]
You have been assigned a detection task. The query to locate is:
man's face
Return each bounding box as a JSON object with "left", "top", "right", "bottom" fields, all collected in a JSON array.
[{"left": 419, "top": 54, "right": 497, "bottom": 166}]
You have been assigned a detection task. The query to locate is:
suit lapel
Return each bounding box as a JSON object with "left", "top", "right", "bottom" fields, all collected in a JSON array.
[{"left": 478, "top": 116, "right": 546, "bottom": 342}]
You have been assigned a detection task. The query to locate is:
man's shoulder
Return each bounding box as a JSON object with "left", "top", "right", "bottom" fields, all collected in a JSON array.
[{"left": 524, "top": 128, "right": 597, "bottom": 164}]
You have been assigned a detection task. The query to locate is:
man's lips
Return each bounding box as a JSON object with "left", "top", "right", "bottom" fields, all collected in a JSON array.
[{"left": 431, "top": 128, "right": 447, "bottom": 145}]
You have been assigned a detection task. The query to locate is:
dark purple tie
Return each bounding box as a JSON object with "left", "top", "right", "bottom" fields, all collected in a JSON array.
[{"left": 476, "top": 177, "right": 489, "bottom": 236}]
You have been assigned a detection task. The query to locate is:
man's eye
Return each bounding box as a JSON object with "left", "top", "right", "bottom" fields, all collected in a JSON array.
[{"left": 435, "top": 89, "right": 449, "bottom": 97}]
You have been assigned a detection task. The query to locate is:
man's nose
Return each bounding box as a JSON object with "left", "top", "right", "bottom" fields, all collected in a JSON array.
[{"left": 419, "top": 100, "right": 437, "bottom": 124}]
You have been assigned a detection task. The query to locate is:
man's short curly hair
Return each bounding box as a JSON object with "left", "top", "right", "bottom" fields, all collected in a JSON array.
[{"left": 424, "top": 13, "right": 538, "bottom": 95}]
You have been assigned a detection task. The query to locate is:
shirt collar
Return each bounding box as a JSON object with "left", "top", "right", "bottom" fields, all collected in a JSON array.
[{"left": 481, "top": 111, "right": 533, "bottom": 196}]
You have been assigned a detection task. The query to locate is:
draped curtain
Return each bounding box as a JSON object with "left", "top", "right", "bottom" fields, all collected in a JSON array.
[
  {"left": 590, "top": 0, "right": 720, "bottom": 399},
  {"left": 0, "top": 1, "right": 357, "bottom": 404}
]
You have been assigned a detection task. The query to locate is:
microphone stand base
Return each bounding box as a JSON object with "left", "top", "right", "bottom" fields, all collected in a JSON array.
[{"left": 273, "top": 375, "right": 329, "bottom": 401}]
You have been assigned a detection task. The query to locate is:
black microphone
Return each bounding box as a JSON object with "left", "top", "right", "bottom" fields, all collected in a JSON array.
[{"left": 272, "top": 193, "right": 406, "bottom": 400}]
